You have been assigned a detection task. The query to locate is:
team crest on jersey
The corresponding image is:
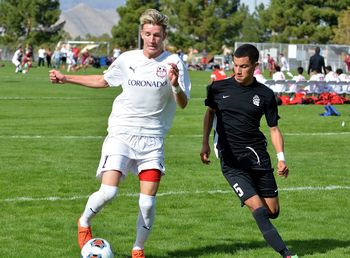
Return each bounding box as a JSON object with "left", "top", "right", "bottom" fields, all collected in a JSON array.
[
  {"left": 252, "top": 95, "right": 260, "bottom": 106},
  {"left": 156, "top": 65, "right": 167, "bottom": 78}
]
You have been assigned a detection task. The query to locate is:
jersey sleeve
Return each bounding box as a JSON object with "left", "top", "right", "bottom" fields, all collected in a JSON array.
[
  {"left": 103, "top": 55, "right": 124, "bottom": 87},
  {"left": 204, "top": 84, "right": 217, "bottom": 109},
  {"left": 177, "top": 58, "right": 191, "bottom": 99},
  {"left": 168, "top": 54, "right": 191, "bottom": 99},
  {"left": 264, "top": 91, "right": 280, "bottom": 127}
]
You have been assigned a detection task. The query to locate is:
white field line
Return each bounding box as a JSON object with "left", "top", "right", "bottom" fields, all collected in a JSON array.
[
  {"left": 1, "top": 185, "right": 350, "bottom": 203},
  {"left": 0, "top": 132, "right": 349, "bottom": 140}
]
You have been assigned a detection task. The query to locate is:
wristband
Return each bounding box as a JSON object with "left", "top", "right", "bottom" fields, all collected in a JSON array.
[
  {"left": 172, "top": 85, "right": 182, "bottom": 94},
  {"left": 277, "top": 152, "right": 285, "bottom": 161}
]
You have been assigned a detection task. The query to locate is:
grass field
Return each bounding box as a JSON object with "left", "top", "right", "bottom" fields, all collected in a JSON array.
[{"left": 0, "top": 61, "right": 350, "bottom": 258}]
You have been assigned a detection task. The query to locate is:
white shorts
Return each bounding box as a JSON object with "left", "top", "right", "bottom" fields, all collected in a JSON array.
[
  {"left": 12, "top": 59, "right": 20, "bottom": 67},
  {"left": 96, "top": 133, "right": 165, "bottom": 180}
]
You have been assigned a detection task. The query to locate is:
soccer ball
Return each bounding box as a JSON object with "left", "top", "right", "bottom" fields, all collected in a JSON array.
[{"left": 81, "top": 238, "right": 114, "bottom": 258}]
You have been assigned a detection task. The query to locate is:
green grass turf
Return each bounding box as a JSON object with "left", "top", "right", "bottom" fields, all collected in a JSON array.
[{"left": 0, "top": 61, "right": 349, "bottom": 257}]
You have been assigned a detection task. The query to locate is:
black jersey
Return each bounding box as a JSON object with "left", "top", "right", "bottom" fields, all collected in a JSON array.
[{"left": 205, "top": 77, "right": 279, "bottom": 151}]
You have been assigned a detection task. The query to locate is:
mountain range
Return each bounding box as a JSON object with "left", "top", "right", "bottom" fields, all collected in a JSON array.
[
  {"left": 58, "top": 2, "right": 121, "bottom": 38},
  {"left": 59, "top": 0, "right": 124, "bottom": 10}
]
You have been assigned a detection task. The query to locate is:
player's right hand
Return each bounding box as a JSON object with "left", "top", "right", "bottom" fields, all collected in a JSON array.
[
  {"left": 200, "top": 144, "right": 211, "bottom": 165},
  {"left": 277, "top": 160, "right": 289, "bottom": 178},
  {"left": 49, "top": 69, "right": 65, "bottom": 84}
]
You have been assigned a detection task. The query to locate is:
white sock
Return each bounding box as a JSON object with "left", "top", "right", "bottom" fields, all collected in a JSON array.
[
  {"left": 133, "top": 193, "right": 156, "bottom": 250},
  {"left": 79, "top": 184, "right": 118, "bottom": 227}
]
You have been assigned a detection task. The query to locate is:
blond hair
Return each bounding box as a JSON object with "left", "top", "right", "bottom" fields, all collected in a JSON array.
[{"left": 140, "top": 9, "right": 168, "bottom": 30}]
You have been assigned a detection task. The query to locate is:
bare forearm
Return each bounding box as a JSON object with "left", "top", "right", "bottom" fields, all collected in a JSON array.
[
  {"left": 174, "top": 90, "right": 188, "bottom": 109},
  {"left": 270, "top": 126, "right": 284, "bottom": 153},
  {"left": 202, "top": 108, "right": 215, "bottom": 145},
  {"left": 63, "top": 74, "right": 108, "bottom": 88}
]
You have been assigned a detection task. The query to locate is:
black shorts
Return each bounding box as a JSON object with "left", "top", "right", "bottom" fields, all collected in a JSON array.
[{"left": 219, "top": 146, "right": 278, "bottom": 206}]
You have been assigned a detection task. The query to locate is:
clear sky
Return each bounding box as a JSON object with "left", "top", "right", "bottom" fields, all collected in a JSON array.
[{"left": 244, "top": 0, "right": 270, "bottom": 13}]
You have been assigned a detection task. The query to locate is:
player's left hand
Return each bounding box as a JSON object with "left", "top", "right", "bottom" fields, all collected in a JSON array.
[
  {"left": 168, "top": 62, "right": 179, "bottom": 86},
  {"left": 277, "top": 160, "right": 289, "bottom": 178}
]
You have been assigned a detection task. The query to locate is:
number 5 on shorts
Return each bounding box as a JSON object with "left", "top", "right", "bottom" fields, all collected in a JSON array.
[{"left": 233, "top": 183, "right": 244, "bottom": 197}]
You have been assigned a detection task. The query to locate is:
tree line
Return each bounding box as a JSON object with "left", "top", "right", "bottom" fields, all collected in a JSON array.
[{"left": 1, "top": 0, "right": 350, "bottom": 52}]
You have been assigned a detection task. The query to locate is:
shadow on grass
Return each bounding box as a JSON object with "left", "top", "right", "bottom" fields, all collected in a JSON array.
[{"left": 153, "top": 238, "right": 350, "bottom": 257}]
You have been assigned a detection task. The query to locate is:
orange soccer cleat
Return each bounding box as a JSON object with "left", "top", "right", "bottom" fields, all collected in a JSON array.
[
  {"left": 132, "top": 249, "right": 145, "bottom": 258},
  {"left": 77, "top": 218, "right": 92, "bottom": 249}
]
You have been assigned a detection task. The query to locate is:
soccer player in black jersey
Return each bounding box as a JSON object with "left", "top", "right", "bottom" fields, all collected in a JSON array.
[{"left": 200, "top": 44, "right": 297, "bottom": 258}]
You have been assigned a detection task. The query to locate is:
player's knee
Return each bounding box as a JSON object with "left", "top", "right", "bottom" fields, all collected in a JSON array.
[
  {"left": 139, "top": 194, "right": 156, "bottom": 213},
  {"left": 268, "top": 209, "right": 280, "bottom": 219},
  {"left": 99, "top": 184, "right": 118, "bottom": 203}
]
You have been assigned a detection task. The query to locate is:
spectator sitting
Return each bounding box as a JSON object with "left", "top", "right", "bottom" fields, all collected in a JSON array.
[
  {"left": 289, "top": 66, "right": 306, "bottom": 93},
  {"left": 324, "top": 65, "right": 339, "bottom": 93},
  {"left": 210, "top": 64, "right": 227, "bottom": 82},
  {"left": 336, "top": 68, "right": 350, "bottom": 81},
  {"left": 271, "top": 65, "right": 286, "bottom": 94},
  {"left": 335, "top": 68, "right": 350, "bottom": 95},
  {"left": 306, "top": 68, "right": 325, "bottom": 95}
]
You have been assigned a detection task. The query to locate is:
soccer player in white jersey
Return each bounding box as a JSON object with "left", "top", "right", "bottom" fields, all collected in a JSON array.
[
  {"left": 49, "top": 9, "right": 191, "bottom": 258},
  {"left": 324, "top": 65, "right": 339, "bottom": 93},
  {"left": 336, "top": 68, "right": 350, "bottom": 94}
]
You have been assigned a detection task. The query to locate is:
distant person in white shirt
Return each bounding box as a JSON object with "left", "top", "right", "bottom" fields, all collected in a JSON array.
[
  {"left": 271, "top": 65, "right": 286, "bottom": 94},
  {"left": 289, "top": 67, "right": 306, "bottom": 93},
  {"left": 335, "top": 68, "right": 349, "bottom": 94},
  {"left": 66, "top": 47, "right": 77, "bottom": 72},
  {"left": 324, "top": 65, "right": 339, "bottom": 93},
  {"left": 49, "top": 9, "right": 191, "bottom": 258},
  {"left": 279, "top": 53, "right": 293, "bottom": 78},
  {"left": 306, "top": 68, "right": 325, "bottom": 94},
  {"left": 12, "top": 45, "right": 23, "bottom": 73},
  {"left": 38, "top": 47, "right": 46, "bottom": 67}
]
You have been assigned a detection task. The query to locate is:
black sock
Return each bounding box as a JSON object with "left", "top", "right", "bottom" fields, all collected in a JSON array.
[
  {"left": 279, "top": 247, "right": 294, "bottom": 257},
  {"left": 252, "top": 206, "right": 286, "bottom": 253}
]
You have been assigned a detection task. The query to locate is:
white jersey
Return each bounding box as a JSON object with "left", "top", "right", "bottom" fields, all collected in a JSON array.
[
  {"left": 12, "top": 49, "right": 22, "bottom": 65},
  {"left": 271, "top": 71, "right": 286, "bottom": 93},
  {"left": 325, "top": 71, "right": 339, "bottom": 82},
  {"left": 103, "top": 50, "right": 191, "bottom": 137},
  {"left": 280, "top": 56, "right": 289, "bottom": 71},
  {"left": 292, "top": 74, "right": 306, "bottom": 82}
]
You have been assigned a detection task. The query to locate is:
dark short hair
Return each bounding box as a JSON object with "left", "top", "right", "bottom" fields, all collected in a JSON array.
[
  {"left": 297, "top": 67, "right": 304, "bottom": 74},
  {"left": 234, "top": 44, "right": 259, "bottom": 64},
  {"left": 325, "top": 65, "right": 332, "bottom": 71},
  {"left": 213, "top": 64, "right": 220, "bottom": 69},
  {"left": 336, "top": 68, "right": 343, "bottom": 75}
]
